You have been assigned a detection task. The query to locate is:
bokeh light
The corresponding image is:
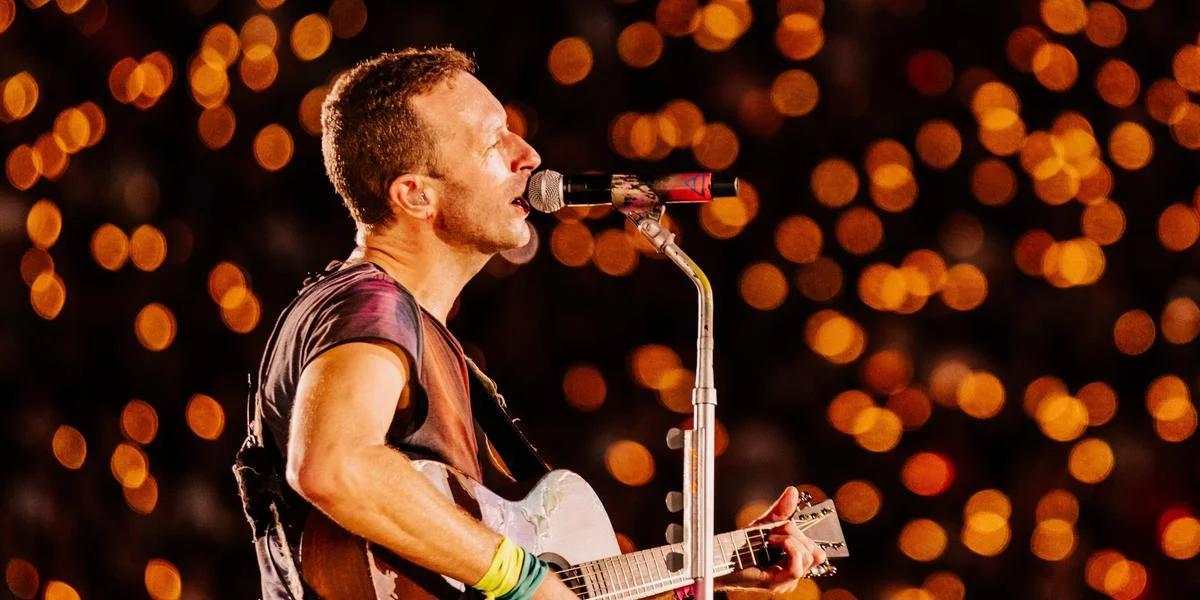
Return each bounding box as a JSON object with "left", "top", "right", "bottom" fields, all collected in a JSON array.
[
  {"left": 135, "top": 303, "right": 177, "bottom": 352},
  {"left": 548, "top": 37, "right": 593, "bottom": 85},
  {"left": 692, "top": 122, "right": 739, "bottom": 170},
  {"left": 835, "top": 207, "right": 883, "bottom": 255},
  {"left": 604, "top": 440, "right": 655, "bottom": 486},
  {"left": 290, "top": 14, "right": 332, "bottom": 61},
  {"left": 1077, "top": 382, "right": 1118, "bottom": 426},
  {"left": 812, "top": 158, "right": 859, "bottom": 208},
  {"left": 739, "top": 262, "right": 788, "bottom": 310},
  {"left": 617, "top": 21, "right": 664, "bottom": 68},
  {"left": 562, "top": 364, "right": 606, "bottom": 412},
  {"left": 915, "top": 120, "right": 961, "bottom": 170},
  {"left": 30, "top": 272, "right": 66, "bottom": 320},
  {"left": 1037, "top": 489, "right": 1080, "bottom": 524},
  {"left": 42, "top": 581, "right": 80, "bottom": 600},
  {"left": 51, "top": 425, "right": 86, "bottom": 470},
  {"left": 592, "top": 229, "right": 638, "bottom": 276},
  {"left": 940, "top": 264, "right": 987, "bottom": 311},
  {"left": 1158, "top": 203, "right": 1200, "bottom": 251},
  {"left": 956, "top": 370, "right": 1005, "bottom": 418},
  {"left": 1161, "top": 513, "right": 1200, "bottom": 559},
  {"left": 253, "top": 123, "right": 293, "bottom": 171},
  {"left": 770, "top": 69, "right": 820, "bottom": 117},
  {"left": 198, "top": 105, "right": 236, "bottom": 149},
  {"left": 835, "top": 480, "right": 882, "bottom": 524},
  {"left": 1032, "top": 43, "right": 1078, "bottom": 91},
  {"left": 144, "top": 559, "right": 182, "bottom": 600},
  {"left": 900, "top": 452, "right": 954, "bottom": 496},
  {"left": 1086, "top": 2, "right": 1127, "bottom": 47},
  {"left": 898, "top": 519, "right": 947, "bottom": 561},
  {"left": 1113, "top": 309, "right": 1155, "bottom": 355},
  {"left": 1108, "top": 121, "right": 1154, "bottom": 170},
  {"left": 1031, "top": 518, "right": 1076, "bottom": 561},
  {"left": 186, "top": 394, "right": 225, "bottom": 441},
  {"left": 806, "top": 310, "right": 866, "bottom": 365},
  {"left": 1037, "top": 393, "right": 1089, "bottom": 441},
  {"left": 971, "top": 159, "right": 1017, "bottom": 206},
  {"left": 130, "top": 225, "right": 167, "bottom": 271},
  {"left": 775, "top": 12, "right": 824, "bottom": 60},
  {"left": 5, "top": 558, "right": 39, "bottom": 600},
  {"left": 121, "top": 400, "right": 159, "bottom": 445},
  {"left": 1068, "top": 437, "right": 1115, "bottom": 483},
  {"left": 110, "top": 442, "right": 149, "bottom": 488},
  {"left": 797, "top": 256, "right": 843, "bottom": 302},
  {"left": 862, "top": 349, "right": 913, "bottom": 395},
  {"left": 25, "top": 199, "right": 61, "bottom": 249},
  {"left": 124, "top": 474, "right": 159, "bottom": 515},
  {"left": 1041, "top": 0, "right": 1088, "bottom": 34}
]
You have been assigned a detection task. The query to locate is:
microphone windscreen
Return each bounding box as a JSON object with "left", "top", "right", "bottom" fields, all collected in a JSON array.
[{"left": 526, "top": 170, "right": 564, "bottom": 213}]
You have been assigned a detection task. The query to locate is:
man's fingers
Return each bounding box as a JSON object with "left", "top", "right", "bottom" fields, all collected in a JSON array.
[
  {"left": 782, "top": 537, "right": 809, "bottom": 578},
  {"left": 753, "top": 486, "right": 799, "bottom": 524}
]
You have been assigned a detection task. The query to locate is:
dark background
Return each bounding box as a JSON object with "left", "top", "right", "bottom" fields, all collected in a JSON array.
[{"left": 2, "top": 0, "right": 1199, "bottom": 598}]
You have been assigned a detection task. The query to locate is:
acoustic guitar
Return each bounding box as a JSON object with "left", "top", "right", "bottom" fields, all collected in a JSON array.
[{"left": 300, "top": 460, "right": 848, "bottom": 599}]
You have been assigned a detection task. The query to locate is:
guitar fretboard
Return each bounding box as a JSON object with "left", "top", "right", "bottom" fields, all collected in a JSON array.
[{"left": 554, "top": 523, "right": 790, "bottom": 599}]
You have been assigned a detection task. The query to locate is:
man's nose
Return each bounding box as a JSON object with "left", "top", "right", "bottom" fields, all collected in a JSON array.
[{"left": 511, "top": 134, "right": 541, "bottom": 173}]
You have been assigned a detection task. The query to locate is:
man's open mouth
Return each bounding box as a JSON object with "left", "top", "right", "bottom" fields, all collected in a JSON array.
[{"left": 511, "top": 196, "right": 531, "bottom": 212}]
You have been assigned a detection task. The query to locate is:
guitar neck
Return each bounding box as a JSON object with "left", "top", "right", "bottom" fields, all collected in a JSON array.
[{"left": 556, "top": 518, "right": 818, "bottom": 600}]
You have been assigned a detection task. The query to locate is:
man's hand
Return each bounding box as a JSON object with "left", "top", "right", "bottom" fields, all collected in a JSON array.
[{"left": 717, "top": 486, "right": 828, "bottom": 595}]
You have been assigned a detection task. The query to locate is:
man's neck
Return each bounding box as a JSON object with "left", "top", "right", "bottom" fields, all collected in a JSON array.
[{"left": 349, "top": 227, "right": 489, "bottom": 325}]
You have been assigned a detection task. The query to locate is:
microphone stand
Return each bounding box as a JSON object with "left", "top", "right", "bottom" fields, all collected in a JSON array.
[{"left": 617, "top": 179, "right": 716, "bottom": 600}]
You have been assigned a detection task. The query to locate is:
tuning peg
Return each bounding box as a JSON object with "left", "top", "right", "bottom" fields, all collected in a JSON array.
[
  {"left": 665, "top": 551, "right": 684, "bottom": 573},
  {"left": 798, "top": 491, "right": 812, "bottom": 507},
  {"left": 665, "top": 491, "right": 684, "bottom": 513},
  {"left": 666, "top": 428, "right": 684, "bottom": 450},
  {"left": 816, "top": 542, "right": 845, "bottom": 550},
  {"left": 665, "top": 523, "right": 683, "bottom": 544},
  {"left": 805, "top": 561, "right": 836, "bottom": 578}
]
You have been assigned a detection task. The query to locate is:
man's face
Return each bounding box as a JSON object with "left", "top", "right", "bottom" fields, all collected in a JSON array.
[{"left": 410, "top": 71, "right": 541, "bottom": 254}]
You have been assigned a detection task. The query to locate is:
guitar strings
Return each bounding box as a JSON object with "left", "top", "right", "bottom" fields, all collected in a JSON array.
[
  {"left": 556, "top": 512, "right": 834, "bottom": 599},
  {"left": 568, "top": 530, "right": 774, "bottom": 600},
  {"left": 558, "top": 529, "right": 771, "bottom": 599}
]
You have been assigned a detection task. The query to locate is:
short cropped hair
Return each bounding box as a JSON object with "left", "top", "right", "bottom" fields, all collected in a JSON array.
[{"left": 320, "top": 46, "right": 477, "bottom": 230}]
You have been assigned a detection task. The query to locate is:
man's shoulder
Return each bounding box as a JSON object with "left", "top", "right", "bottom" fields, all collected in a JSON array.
[{"left": 299, "top": 263, "right": 416, "bottom": 311}]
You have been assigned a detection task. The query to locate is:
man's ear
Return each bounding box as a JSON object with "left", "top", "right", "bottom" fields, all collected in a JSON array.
[{"left": 387, "top": 175, "right": 434, "bottom": 220}]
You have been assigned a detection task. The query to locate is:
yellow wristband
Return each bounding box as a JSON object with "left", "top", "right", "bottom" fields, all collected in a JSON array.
[{"left": 475, "top": 536, "right": 524, "bottom": 599}]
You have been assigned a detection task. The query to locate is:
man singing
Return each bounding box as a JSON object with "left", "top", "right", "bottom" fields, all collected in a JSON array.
[{"left": 236, "top": 46, "right": 826, "bottom": 599}]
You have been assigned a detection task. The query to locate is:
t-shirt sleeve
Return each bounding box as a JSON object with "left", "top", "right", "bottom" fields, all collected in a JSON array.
[{"left": 302, "top": 278, "right": 422, "bottom": 379}]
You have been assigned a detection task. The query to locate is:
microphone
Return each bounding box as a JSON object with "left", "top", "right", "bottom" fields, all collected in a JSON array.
[{"left": 526, "top": 170, "right": 739, "bottom": 213}]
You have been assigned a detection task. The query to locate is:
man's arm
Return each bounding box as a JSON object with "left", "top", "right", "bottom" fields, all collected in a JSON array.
[{"left": 285, "top": 340, "right": 576, "bottom": 598}]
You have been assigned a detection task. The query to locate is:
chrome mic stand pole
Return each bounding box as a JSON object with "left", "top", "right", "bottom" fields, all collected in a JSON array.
[{"left": 624, "top": 198, "right": 716, "bottom": 600}]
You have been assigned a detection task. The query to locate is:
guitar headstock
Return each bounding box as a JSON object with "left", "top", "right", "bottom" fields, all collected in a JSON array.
[{"left": 789, "top": 498, "right": 849, "bottom": 559}]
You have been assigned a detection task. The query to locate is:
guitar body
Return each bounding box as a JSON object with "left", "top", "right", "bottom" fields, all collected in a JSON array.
[{"left": 299, "top": 460, "right": 621, "bottom": 600}]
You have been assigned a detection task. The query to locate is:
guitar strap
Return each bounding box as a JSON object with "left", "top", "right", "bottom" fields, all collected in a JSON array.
[{"left": 464, "top": 356, "right": 553, "bottom": 481}]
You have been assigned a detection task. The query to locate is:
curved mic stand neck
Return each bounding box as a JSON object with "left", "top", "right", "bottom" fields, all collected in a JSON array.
[{"left": 623, "top": 202, "right": 717, "bottom": 600}]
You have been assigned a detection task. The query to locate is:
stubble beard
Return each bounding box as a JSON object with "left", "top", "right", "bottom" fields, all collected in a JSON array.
[{"left": 434, "top": 177, "right": 527, "bottom": 255}]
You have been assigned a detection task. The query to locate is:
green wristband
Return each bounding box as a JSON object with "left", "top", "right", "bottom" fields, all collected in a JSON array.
[{"left": 497, "top": 550, "right": 549, "bottom": 600}]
